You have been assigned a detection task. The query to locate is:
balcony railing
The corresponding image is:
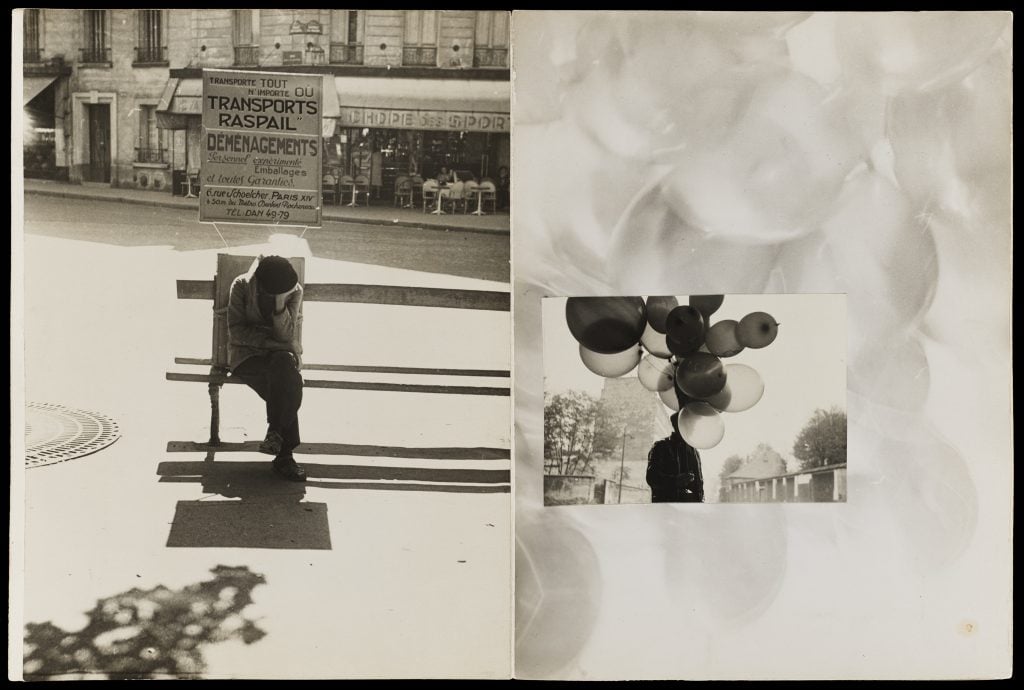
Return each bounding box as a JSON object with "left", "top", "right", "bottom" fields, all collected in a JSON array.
[
  {"left": 135, "top": 147, "right": 167, "bottom": 164},
  {"left": 80, "top": 46, "right": 112, "bottom": 65},
  {"left": 473, "top": 47, "right": 508, "bottom": 68},
  {"left": 133, "top": 45, "right": 167, "bottom": 65},
  {"left": 329, "top": 43, "right": 363, "bottom": 65},
  {"left": 402, "top": 46, "right": 437, "bottom": 67},
  {"left": 233, "top": 45, "right": 259, "bottom": 67}
]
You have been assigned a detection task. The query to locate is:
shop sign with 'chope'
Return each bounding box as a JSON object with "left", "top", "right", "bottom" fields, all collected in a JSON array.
[{"left": 338, "top": 107, "right": 510, "bottom": 133}]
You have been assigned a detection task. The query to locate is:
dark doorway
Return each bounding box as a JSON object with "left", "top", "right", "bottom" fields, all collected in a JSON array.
[{"left": 86, "top": 103, "right": 111, "bottom": 183}]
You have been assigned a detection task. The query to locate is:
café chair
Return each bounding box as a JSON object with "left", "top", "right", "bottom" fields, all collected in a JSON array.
[
  {"left": 479, "top": 181, "right": 497, "bottom": 213},
  {"left": 354, "top": 174, "right": 371, "bottom": 206},
  {"left": 394, "top": 176, "right": 413, "bottom": 207},
  {"left": 422, "top": 179, "right": 439, "bottom": 213}
]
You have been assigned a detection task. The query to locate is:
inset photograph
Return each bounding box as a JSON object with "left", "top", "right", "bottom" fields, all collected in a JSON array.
[{"left": 542, "top": 294, "right": 846, "bottom": 505}]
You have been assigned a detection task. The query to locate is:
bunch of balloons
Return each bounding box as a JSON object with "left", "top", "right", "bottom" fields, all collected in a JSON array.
[{"left": 565, "top": 295, "right": 779, "bottom": 450}]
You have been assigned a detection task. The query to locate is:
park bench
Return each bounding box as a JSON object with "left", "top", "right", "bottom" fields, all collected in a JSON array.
[{"left": 166, "top": 253, "right": 511, "bottom": 448}]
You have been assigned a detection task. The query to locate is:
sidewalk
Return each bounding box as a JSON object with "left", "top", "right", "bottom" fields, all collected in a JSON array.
[
  {"left": 18, "top": 231, "right": 512, "bottom": 679},
  {"left": 22, "top": 178, "right": 510, "bottom": 235}
]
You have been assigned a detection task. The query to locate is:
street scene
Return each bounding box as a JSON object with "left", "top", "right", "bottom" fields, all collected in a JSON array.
[
  {"left": 16, "top": 8, "right": 512, "bottom": 680},
  {"left": 542, "top": 295, "right": 846, "bottom": 505}
]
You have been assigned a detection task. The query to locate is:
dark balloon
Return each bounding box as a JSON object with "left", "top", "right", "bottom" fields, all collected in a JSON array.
[
  {"left": 645, "top": 296, "right": 680, "bottom": 333},
  {"left": 689, "top": 294, "right": 725, "bottom": 319},
  {"left": 565, "top": 297, "right": 647, "bottom": 354},
  {"left": 664, "top": 305, "right": 706, "bottom": 357},
  {"left": 676, "top": 352, "right": 727, "bottom": 399}
]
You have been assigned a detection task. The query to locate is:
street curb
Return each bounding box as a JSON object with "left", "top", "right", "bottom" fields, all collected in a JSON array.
[{"left": 24, "top": 188, "right": 510, "bottom": 236}]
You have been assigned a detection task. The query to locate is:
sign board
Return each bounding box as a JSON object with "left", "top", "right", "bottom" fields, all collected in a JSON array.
[
  {"left": 200, "top": 69, "right": 322, "bottom": 227},
  {"left": 337, "top": 106, "right": 510, "bottom": 134}
]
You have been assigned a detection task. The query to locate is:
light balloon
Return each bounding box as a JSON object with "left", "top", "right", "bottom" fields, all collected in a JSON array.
[
  {"left": 640, "top": 321, "right": 672, "bottom": 358},
  {"left": 637, "top": 355, "right": 675, "bottom": 392},
  {"left": 705, "top": 363, "right": 765, "bottom": 413},
  {"left": 658, "top": 386, "right": 681, "bottom": 412},
  {"left": 736, "top": 312, "right": 779, "bottom": 349},
  {"left": 678, "top": 402, "right": 725, "bottom": 449},
  {"left": 579, "top": 343, "right": 641, "bottom": 378},
  {"left": 705, "top": 319, "right": 745, "bottom": 357}
]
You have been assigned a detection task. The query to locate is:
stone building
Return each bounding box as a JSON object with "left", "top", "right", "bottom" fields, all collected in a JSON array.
[
  {"left": 20, "top": 9, "right": 511, "bottom": 197},
  {"left": 589, "top": 378, "right": 666, "bottom": 504}
]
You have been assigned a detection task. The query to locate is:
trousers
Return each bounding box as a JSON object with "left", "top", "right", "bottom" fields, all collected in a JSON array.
[{"left": 232, "top": 351, "right": 303, "bottom": 452}]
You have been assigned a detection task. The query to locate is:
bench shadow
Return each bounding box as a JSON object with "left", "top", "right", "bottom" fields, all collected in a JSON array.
[
  {"left": 159, "top": 456, "right": 511, "bottom": 498},
  {"left": 161, "top": 454, "right": 331, "bottom": 550}
]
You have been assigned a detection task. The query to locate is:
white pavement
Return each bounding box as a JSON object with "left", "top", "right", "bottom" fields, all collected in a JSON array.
[{"left": 18, "top": 231, "right": 512, "bottom": 678}]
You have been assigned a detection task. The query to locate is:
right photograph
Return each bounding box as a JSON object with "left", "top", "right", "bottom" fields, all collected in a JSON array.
[
  {"left": 513, "top": 10, "right": 1012, "bottom": 682},
  {"left": 542, "top": 294, "right": 846, "bottom": 506}
]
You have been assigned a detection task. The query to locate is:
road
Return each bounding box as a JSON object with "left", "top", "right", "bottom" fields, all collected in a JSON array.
[{"left": 22, "top": 194, "right": 510, "bottom": 284}]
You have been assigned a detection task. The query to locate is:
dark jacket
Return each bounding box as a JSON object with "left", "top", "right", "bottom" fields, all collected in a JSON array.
[
  {"left": 227, "top": 259, "right": 303, "bottom": 372},
  {"left": 647, "top": 432, "right": 704, "bottom": 502}
]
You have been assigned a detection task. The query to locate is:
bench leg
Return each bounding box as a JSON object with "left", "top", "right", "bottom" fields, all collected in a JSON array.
[{"left": 208, "top": 381, "right": 222, "bottom": 446}]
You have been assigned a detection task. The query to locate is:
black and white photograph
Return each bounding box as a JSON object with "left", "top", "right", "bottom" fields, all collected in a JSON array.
[
  {"left": 512, "top": 10, "right": 1012, "bottom": 681},
  {"left": 542, "top": 294, "right": 846, "bottom": 506},
  {"left": 13, "top": 8, "right": 511, "bottom": 679},
  {"left": 11, "top": 8, "right": 1015, "bottom": 683}
]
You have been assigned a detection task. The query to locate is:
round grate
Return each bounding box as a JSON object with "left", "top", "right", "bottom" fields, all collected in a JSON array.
[{"left": 24, "top": 402, "right": 121, "bottom": 468}]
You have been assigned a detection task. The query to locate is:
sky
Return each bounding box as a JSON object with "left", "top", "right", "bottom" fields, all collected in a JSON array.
[{"left": 542, "top": 294, "right": 847, "bottom": 478}]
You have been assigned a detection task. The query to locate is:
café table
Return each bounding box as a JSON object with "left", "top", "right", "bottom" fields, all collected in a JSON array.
[{"left": 430, "top": 183, "right": 451, "bottom": 215}]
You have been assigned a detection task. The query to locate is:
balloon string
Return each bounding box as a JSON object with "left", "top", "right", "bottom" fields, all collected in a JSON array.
[
  {"left": 212, "top": 223, "right": 229, "bottom": 249},
  {"left": 298, "top": 225, "right": 310, "bottom": 240}
]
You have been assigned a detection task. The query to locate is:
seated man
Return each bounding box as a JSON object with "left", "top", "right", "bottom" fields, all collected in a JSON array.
[
  {"left": 646, "top": 413, "right": 705, "bottom": 503},
  {"left": 227, "top": 255, "right": 306, "bottom": 481}
]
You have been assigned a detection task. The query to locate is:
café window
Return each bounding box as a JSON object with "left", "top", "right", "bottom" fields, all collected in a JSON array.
[
  {"left": 402, "top": 10, "right": 438, "bottom": 66},
  {"left": 136, "top": 105, "right": 164, "bottom": 164},
  {"left": 24, "top": 9, "right": 42, "bottom": 61},
  {"left": 135, "top": 10, "right": 166, "bottom": 65},
  {"left": 81, "top": 10, "right": 110, "bottom": 64},
  {"left": 329, "top": 10, "right": 363, "bottom": 65},
  {"left": 232, "top": 9, "right": 260, "bottom": 66},
  {"left": 474, "top": 11, "right": 509, "bottom": 68}
]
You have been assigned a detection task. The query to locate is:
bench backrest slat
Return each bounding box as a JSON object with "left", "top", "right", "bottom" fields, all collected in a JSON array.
[{"left": 178, "top": 280, "right": 510, "bottom": 312}]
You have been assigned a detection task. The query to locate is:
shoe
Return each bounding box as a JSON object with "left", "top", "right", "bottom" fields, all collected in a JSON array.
[
  {"left": 259, "top": 430, "right": 284, "bottom": 455},
  {"left": 272, "top": 454, "right": 307, "bottom": 482}
]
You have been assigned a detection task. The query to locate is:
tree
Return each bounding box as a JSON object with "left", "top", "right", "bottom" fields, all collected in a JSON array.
[
  {"left": 718, "top": 454, "right": 745, "bottom": 502},
  {"left": 544, "top": 391, "right": 598, "bottom": 476},
  {"left": 792, "top": 407, "right": 847, "bottom": 471}
]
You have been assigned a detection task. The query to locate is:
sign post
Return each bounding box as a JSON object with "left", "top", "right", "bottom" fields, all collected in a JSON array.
[{"left": 200, "top": 69, "right": 323, "bottom": 227}]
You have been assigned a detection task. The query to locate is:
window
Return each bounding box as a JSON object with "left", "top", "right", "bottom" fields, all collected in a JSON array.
[
  {"left": 232, "top": 10, "right": 259, "bottom": 66},
  {"left": 135, "top": 10, "right": 165, "bottom": 65},
  {"left": 24, "top": 9, "right": 41, "bottom": 61},
  {"left": 82, "top": 10, "right": 109, "bottom": 64},
  {"left": 136, "top": 106, "right": 164, "bottom": 163},
  {"left": 403, "top": 11, "right": 437, "bottom": 66},
  {"left": 474, "top": 11, "right": 509, "bottom": 68},
  {"left": 329, "top": 10, "right": 363, "bottom": 64}
]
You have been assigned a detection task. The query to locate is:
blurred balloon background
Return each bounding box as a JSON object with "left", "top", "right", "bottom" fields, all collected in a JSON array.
[{"left": 514, "top": 10, "right": 1011, "bottom": 681}]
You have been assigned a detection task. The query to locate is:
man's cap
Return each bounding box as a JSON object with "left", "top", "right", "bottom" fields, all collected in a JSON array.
[{"left": 254, "top": 255, "right": 298, "bottom": 295}]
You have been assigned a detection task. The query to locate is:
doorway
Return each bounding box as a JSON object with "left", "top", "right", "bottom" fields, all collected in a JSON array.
[{"left": 86, "top": 103, "right": 111, "bottom": 183}]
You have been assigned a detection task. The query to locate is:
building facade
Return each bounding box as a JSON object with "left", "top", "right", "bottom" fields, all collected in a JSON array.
[
  {"left": 21, "top": 9, "right": 511, "bottom": 199},
  {"left": 721, "top": 463, "right": 848, "bottom": 503}
]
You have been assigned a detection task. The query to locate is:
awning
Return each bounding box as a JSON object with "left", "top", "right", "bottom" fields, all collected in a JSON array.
[
  {"left": 24, "top": 75, "right": 57, "bottom": 106},
  {"left": 156, "top": 78, "right": 202, "bottom": 129},
  {"left": 332, "top": 76, "right": 509, "bottom": 134},
  {"left": 333, "top": 76, "right": 509, "bottom": 113},
  {"left": 157, "top": 75, "right": 340, "bottom": 136}
]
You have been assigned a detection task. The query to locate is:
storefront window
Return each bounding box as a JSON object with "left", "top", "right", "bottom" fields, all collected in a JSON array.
[{"left": 324, "top": 126, "right": 508, "bottom": 202}]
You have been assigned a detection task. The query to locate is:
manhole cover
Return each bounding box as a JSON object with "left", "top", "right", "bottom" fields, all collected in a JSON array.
[{"left": 24, "top": 402, "right": 121, "bottom": 468}]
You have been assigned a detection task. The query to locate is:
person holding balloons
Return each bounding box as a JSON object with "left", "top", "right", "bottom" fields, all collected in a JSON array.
[{"left": 646, "top": 411, "right": 705, "bottom": 503}]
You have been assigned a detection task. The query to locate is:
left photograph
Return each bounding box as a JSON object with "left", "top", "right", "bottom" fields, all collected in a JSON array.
[{"left": 15, "top": 9, "right": 511, "bottom": 679}]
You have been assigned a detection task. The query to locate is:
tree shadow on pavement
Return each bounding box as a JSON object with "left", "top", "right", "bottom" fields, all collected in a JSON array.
[
  {"left": 160, "top": 455, "right": 331, "bottom": 550},
  {"left": 23, "top": 565, "right": 266, "bottom": 680}
]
